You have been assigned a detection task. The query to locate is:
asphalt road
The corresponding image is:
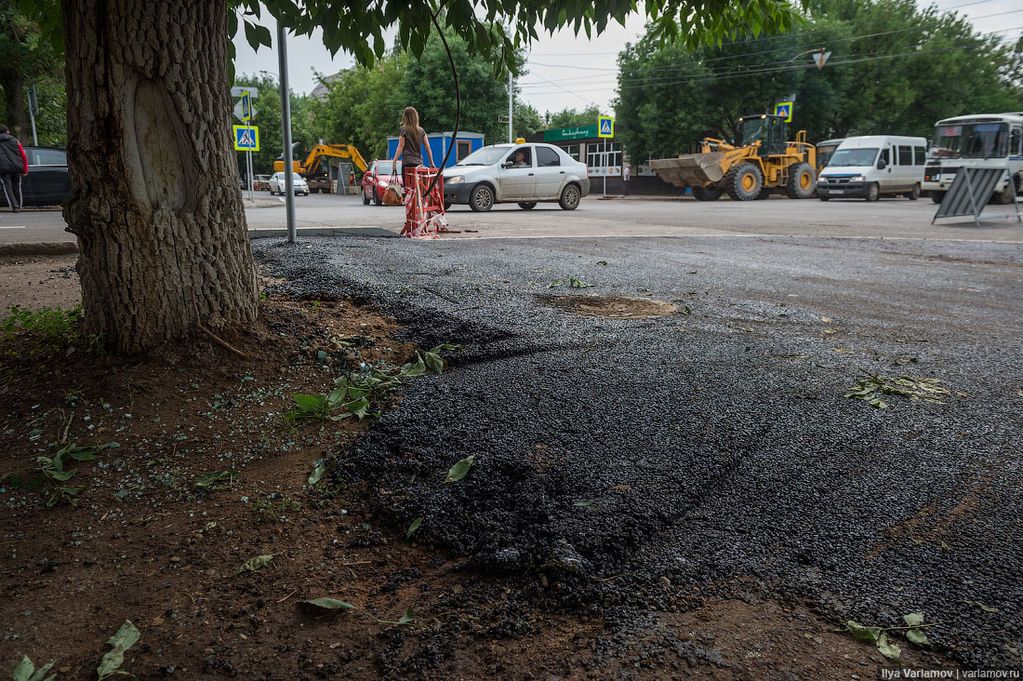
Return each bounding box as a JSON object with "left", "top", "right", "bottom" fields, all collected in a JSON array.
[
  {"left": 3, "top": 192, "right": 1022, "bottom": 244},
  {"left": 255, "top": 230, "right": 1023, "bottom": 670}
]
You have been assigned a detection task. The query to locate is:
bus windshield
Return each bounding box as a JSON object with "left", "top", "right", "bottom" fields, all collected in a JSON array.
[
  {"left": 827, "top": 148, "right": 878, "bottom": 167},
  {"left": 930, "top": 122, "right": 1009, "bottom": 159}
]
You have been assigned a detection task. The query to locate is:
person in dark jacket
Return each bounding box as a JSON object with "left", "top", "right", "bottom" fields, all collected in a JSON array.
[{"left": 0, "top": 125, "right": 29, "bottom": 213}]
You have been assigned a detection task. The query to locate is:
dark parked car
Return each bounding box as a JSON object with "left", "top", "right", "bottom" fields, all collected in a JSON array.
[{"left": 0, "top": 146, "right": 71, "bottom": 208}]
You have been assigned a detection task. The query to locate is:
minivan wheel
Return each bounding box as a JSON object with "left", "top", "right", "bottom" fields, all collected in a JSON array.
[
  {"left": 865, "top": 183, "right": 880, "bottom": 202},
  {"left": 517, "top": 202, "right": 537, "bottom": 210},
  {"left": 470, "top": 184, "right": 495, "bottom": 212},
  {"left": 908, "top": 183, "right": 920, "bottom": 201},
  {"left": 559, "top": 184, "right": 581, "bottom": 210}
]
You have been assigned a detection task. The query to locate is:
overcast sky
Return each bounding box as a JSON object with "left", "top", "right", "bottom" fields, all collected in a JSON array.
[{"left": 234, "top": 0, "right": 1023, "bottom": 118}]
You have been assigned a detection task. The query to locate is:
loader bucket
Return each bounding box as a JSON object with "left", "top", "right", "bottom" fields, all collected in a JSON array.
[{"left": 650, "top": 152, "right": 727, "bottom": 187}]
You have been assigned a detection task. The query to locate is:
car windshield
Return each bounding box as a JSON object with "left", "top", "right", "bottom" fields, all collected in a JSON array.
[
  {"left": 930, "top": 122, "right": 1009, "bottom": 159},
  {"left": 456, "top": 147, "right": 509, "bottom": 166},
  {"left": 375, "top": 161, "right": 400, "bottom": 175},
  {"left": 827, "top": 148, "right": 878, "bottom": 167}
]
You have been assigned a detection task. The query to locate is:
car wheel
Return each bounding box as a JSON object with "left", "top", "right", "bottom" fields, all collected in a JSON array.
[
  {"left": 558, "top": 184, "right": 581, "bottom": 210},
  {"left": 908, "top": 183, "right": 920, "bottom": 201},
  {"left": 865, "top": 183, "right": 880, "bottom": 202},
  {"left": 993, "top": 181, "right": 1016, "bottom": 205},
  {"left": 930, "top": 191, "right": 945, "bottom": 204},
  {"left": 373, "top": 188, "right": 382, "bottom": 206},
  {"left": 470, "top": 184, "right": 495, "bottom": 212},
  {"left": 517, "top": 202, "right": 537, "bottom": 210},
  {"left": 444, "top": 202, "right": 452, "bottom": 211},
  {"left": 362, "top": 190, "right": 370, "bottom": 205}
]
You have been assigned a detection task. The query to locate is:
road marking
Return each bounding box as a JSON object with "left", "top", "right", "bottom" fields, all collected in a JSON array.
[{"left": 0, "top": 225, "right": 26, "bottom": 229}]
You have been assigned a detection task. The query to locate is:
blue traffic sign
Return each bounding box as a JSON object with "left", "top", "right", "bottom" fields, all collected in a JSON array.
[
  {"left": 233, "top": 125, "right": 260, "bottom": 151},
  {"left": 773, "top": 101, "right": 794, "bottom": 122},
  {"left": 597, "top": 115, "right": 615, "bottom": 139}
]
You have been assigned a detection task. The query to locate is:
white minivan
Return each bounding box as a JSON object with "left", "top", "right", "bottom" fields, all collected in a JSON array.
[{"left": 817, "top": 135, "right": 926, "bottom": 201}]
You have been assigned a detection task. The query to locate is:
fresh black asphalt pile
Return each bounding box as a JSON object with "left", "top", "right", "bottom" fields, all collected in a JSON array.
[{"left": 255, "top": 234, "right": 1023, "bottom": 670}]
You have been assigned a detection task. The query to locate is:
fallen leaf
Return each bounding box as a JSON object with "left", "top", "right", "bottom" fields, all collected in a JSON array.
[
  {"left": 406, "top": 517, "right": 422, "bottom": 539},
  {"left": 238, "top": 554, "right": 274, "bottom": 574},
  {"left": 965, "top": 599, "right": 999, "bottom": 613},
  {"left": 97, "top": 620, "right": 140, "bottom": 680},
  {"left": 444, "top": 455, "right": 475, "bottom": 484},
  {"left": 846, "top": 620, "right": 881, "bottom": 642},
  {"left": 300, "top": 597, "right": 356, "bottom": 612},
  {"left": 875, "top": 632, "right": 902, "bottom": 660}
]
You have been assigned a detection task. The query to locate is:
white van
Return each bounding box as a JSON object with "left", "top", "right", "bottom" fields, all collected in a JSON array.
[{"left": 817, "top": 135, "right": 926, "bottom": 201}]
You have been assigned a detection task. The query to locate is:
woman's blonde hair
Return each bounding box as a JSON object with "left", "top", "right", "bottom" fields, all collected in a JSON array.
[{"left": 401, "top": 106, "right": 420, "bottom": 131}]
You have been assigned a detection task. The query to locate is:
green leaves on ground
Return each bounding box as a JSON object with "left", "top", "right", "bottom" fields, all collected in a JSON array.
[
  {"left": 299, "top": 597, "right": 356, "bottom": 612},
  {"left": 307, "top": 460, "right": 326, "bottom": 486},
  {"left": 238, "top": 554, "right": 274, "bottom": 574},
  {"left": 844, "top": 374, "right": 951, "bottom": 409},
  {"left": 285, "top": 344, "right": 459, "bottom": 423},
  {"left": 444, "top": 455, "right": 475, "bottom": 484},
  {"left": 194, "top": 470, "right": 239, "bottom": 490},
  {"left": 33, "top": 441, "right": 117, "bottom": 507},
  {"left": 96, "top": 620, "right": 139, "bottom": 680},
  {"left": 965, "top": 600, "right": 999, "bottom": 613},
  {"left": 11, "top": 656, "right": 55, "bottom": 681},
  {"left": 406, "top": 517, "right": 423, "bottom": 539},
  {"left": 843, "top": 612, "right": 934, "bottom": 660},
  {"left": 376, "top": 608, "right": 416, "bottom": 626}
]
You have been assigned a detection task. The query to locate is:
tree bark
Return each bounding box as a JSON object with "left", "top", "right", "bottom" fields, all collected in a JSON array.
[{"left": 62, "top": 0, "right": 258, "bottom": 354}]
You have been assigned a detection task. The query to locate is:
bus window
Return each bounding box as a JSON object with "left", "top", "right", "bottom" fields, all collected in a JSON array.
[
  {"left": 964, "top": 123, "right": 1008, "bottom": 158},
  {"left": 1011, "top": 128, "right": 1022, "bottom": 156},
  {"left": 932, "top": 126, "right": 962, "bottom": 158}
]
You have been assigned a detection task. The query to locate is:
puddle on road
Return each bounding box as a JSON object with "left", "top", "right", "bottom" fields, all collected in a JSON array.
[{"left": 541, "top": 294, "right": 677, "bottom": 319}]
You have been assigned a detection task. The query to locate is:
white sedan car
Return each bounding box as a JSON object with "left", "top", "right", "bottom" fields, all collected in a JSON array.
[
  {"left": 268, "top": 172, "right": 309, "bottom": 196},
  {"left": 442, "top": 142, "right": 590, "bottom": 211}
]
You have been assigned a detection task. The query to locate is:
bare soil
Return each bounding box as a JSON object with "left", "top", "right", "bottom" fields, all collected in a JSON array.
[
  {"left": 0, "top": 254, "right": 80, "bottom": 310},
  {"left": 0, "top": 258, "right": 955, "bottom": 679},
  {"left": 541, "top": 294, "right": 678, "bottom": 319}
]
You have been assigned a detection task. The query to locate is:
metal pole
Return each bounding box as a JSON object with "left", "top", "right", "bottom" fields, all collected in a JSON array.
[
  {"left": 277, "top": 21, "right": 296, "bottom": 243},
  {"left": 602, "top": 138, "right": 607, "bottom": 197},
  {"left": 246, "top": 150, "right": 254, "bottom": 203},
  {"left": 27, "top": 85, "right": 38, "bottom": 146},
  {"left": 507, "top": 70, "right": 513, "bottom": 143}
]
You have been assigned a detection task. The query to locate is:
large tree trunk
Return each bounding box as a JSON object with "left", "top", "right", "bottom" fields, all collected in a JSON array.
[{"left": 62, "top": 0, "right": 258, "bottom": 354}]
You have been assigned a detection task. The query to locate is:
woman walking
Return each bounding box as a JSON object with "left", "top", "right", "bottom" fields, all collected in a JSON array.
[{"left": 391, "top": 107, "right": 435, "bottom": 232}]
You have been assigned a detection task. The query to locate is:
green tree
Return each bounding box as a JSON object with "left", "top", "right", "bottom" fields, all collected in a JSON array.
[
  {"left": 0, "top": 4, "right": 61, "bottom": 140},
  {"left": 514, "top": 101, "right": 544, "bottom": 138},
  {"left": 546, "top": 106, "right": 602, "bottom": 129},
  {"left": 21, "top": 0, "right": 804, "bottom": 353},
  {"left": 232, "top": 73, "right": 314, "bottom": 175}
]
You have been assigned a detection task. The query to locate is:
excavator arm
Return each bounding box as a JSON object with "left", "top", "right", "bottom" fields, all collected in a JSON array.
[{"left": 274, "top": 143, "right": 368, "bottom": 174}]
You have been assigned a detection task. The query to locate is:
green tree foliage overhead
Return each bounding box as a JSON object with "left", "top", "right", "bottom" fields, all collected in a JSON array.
[
  {"left": 546, "top": 106, "right": 603, "bottom": 129},
  {"left": 615, "top": 0, "right": 1023, "bottom": 163}
]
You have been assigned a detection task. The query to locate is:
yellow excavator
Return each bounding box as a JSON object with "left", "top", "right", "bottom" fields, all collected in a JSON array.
[
  {"left": 274, "top": 143, "right": 368, "bottom": 193},
  {"left": 651, "top": 114, "right": 817, "bottom": 201}
]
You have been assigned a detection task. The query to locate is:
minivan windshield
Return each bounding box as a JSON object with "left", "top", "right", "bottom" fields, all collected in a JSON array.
[
  {"left": 456, "top": 147, "right": 509, "bottom": 166},
  {"left": 827, "top": 148, "right": 878, "bottom": 167}
]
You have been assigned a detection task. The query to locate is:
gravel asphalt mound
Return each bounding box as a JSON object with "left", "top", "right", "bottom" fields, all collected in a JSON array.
[{"left": 254, "top": 235, "right": 1023, "bottom": 669}]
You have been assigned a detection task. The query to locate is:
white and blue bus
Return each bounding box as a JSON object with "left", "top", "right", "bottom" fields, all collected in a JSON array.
[{"left": 923, "top": 112, "right": 1023, "bottom": 204}]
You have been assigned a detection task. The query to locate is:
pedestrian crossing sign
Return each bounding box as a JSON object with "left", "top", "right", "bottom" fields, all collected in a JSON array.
[
  {"left": 597, "top": 115, "right": 615, "bottom": 139},
  {"left": 774, "top": 101, "right": 794, "bottom": 123},
  {"left": 233, "top": 125, "right": 260, "bottom": 151}
]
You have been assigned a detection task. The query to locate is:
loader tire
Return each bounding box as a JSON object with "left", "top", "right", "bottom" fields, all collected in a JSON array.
[
  {"left": 724, "top": 163, "right": 763, "bottom": 201},
  {"left": 785, "top": 162, "right": 816, "bottom": 199},
  {"left": 691, "top": 186, "right": 723, "bottom": 201}
]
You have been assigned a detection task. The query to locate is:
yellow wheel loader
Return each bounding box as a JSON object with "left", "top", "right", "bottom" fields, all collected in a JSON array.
[{"left": 651, "top": 114, "right": 817, "bottom": 201}]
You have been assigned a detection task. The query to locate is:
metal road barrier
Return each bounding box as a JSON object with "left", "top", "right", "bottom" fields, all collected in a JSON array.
[{"left": 933, "top": 167, "right": 1022, "bottom": 227}]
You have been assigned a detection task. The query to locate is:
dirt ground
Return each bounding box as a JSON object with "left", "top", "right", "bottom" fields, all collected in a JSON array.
[{"left": 0, "top": 256, "right": 956, "bottom": 679}]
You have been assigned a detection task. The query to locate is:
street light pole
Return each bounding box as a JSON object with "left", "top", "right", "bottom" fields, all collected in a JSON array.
[
  {"left": 277, "top": 21, "right": 296, "bottom": 244},
  {"left": 507, "top": 70, "right": 513, "bottom": 143}
]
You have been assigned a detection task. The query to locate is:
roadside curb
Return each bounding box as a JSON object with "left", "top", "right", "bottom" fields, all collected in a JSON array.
[
  {"left": 0, "top": 241, "right": 79, "bottom": 256},
  {"left": 0, "top": 227, "right": 399, "bottom": 256}
]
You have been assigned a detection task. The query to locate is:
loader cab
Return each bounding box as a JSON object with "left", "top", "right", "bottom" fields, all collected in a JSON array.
[{"left": 739, "top": 115, "right": 788, "bottom": 155}]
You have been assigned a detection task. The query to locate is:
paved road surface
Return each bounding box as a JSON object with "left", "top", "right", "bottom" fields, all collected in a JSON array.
[
  {"left": 3, "top": 193, "right": 1021, "bottom": 244},
  {"left": 257, "top": 231, "right": 1023, "bottom": 669}
]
